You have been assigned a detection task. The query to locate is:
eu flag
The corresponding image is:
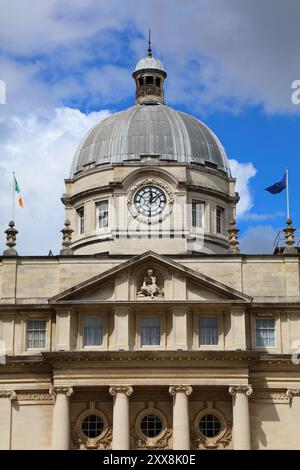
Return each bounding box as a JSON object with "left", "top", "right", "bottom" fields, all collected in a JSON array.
[{"left": 265, "top": 173, "right": 286, "bottom": 194}]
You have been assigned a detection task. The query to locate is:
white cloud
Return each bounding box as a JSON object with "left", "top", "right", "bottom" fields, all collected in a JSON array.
[
  {"left": 229, "top": 159, "right": 257, "bottom": 216},
  {"left": 0, "top": 0, "right": 300, "bottom": 114},
  {"left": 0, "top": 107, "right": 111, "bottom": 255},
  {"left": 239, "top": 225, "right": 280, "bottom": 254},
  {"left": 240, "top": 211, "right": 285, "bottom": 222}
]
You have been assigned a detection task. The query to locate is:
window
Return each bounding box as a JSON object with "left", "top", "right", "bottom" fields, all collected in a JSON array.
[
  {"left": 81, "top": 415, "right": 104, "bottom": 438},
  {"left": 141, "top": 317, "right": 160, "bottom": 346},
  {"left": 256, "top": 319, "right": 275, "bottom": 348},
  {"left": 199, "top": 414, "right": 221, "bottom": 438},
  {"left": 77, "top": 207, "right": 84, "bottom": 234},
  {"left": 146, "top": 76, "right": 153, "bottom": 85},
  {"left": 26, "top": 320, "right": 46, "bottom": 349},
  {"left": 216, "top": 206, "right": 225, "bottom": 234},
  {"left": 199, "top": 316, "right": 218, "bottom": 345},
  {"left": 156, "top": 77, "right": 161, "bottom": 87},
  {"left": 83, "top": 318, "right": 103, "bottom": 347},
  {"left": 97, "top": 200, "right": 108, "bottom": 229},
  {"left": 140, "top": 415, "right": 163, "bottom": 437},
  {"left": 192, "top": 201, "right": 204, "bottom": 228}
]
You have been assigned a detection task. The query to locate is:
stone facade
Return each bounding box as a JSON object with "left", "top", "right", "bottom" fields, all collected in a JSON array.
[{"left": 0, "top": 251, "right": 300, "bottom": 449}]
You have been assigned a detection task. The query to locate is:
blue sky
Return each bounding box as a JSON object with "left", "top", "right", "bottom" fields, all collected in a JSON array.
[{"left": 0, "top": 0, "right": 299, "bottom": 255}]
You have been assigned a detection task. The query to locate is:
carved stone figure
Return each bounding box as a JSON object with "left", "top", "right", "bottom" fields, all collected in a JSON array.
[{"left": 137, "top": 269, "right": 164, "bottom": 299}]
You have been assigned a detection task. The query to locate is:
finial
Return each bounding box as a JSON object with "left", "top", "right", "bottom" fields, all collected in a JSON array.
[
  {"left": 60, "top": 220, "right": 74, "bottom": 256},
  {"left": 283, "top": 218, "right": 297, "bottom": 254},
  {"left": 147, "top": 28, "right": 152, "bottom": 57},
  {"left": 3, "top": 220, "right": 18, "bottom": 256},
  {"left": 227, "top": 220, "right": 240, "bottom": 254}
]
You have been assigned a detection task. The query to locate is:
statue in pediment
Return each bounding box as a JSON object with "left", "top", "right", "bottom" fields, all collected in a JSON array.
[{"left": 137, "top": 269, "right": 164, "bottom": 299}]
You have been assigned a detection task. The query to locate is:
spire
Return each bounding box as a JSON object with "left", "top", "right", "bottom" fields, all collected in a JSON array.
[
  {"left": 60, "top": 220, "right": 74, "bottom": 256},
  {"left": 3, "top": 220, "right": 18, "bottom": 256},
  {"left": 147, "top": 29, "right": 152, "bottom": 57}
]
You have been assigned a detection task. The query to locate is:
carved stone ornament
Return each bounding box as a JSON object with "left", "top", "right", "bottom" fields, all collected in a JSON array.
[
  {"left": 16, "top": 393, "right": 52, "bottom": 401},
  {"left": 227, "top": 219, "right": 240, "bottom": 254},
  {"left": 127, "top": 178, "right": 174, "bottom": 224},
  {"left": 71, "top": 403, "right": 112, "bottom": 450},
  {"left": 286, "top": 388, "right": 300, "bottom": 403},
  {"left": 0, "top": 390, "right": 17, "bottom": 400},
  {"left": 49, "top": 386, "right": 74, "bottom": 399},
  {"left": 191, "top": 403, "right": 232, "bottom": 450},
  {"left": 60, "top": 220, "right": 74, "bottom": 255},
  {"left": 3, "top": 220, "right": 18, "bottom": 256},
  {"left": 137, "top": 268, "right": 164, "bottom": 299},
  {"left": 229, "top": 385, "right": 253, "bottom": 397},
  {"left": 132, "top": 407, "right": 171, "bottom": 450},
  {"left": 169, "top": 385, "right": 193, "bottom": 396},
  {"left": 109, "top": 386, "right": 133, "bottom": 397}
]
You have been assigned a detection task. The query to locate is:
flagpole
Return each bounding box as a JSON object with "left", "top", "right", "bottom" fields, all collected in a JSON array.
[
  {"left": 12, "top": 171, "right": 15, "bottom": 222},
  {"left": 286, "top": 168, "right": 290, "bottom": 221}
]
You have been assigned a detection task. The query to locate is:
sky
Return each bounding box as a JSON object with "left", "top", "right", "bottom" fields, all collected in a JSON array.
[{"left": 0, "top": 0, "right": 299, "bottom": 255}]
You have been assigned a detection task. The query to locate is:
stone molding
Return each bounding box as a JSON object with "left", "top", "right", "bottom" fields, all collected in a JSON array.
[
  {"left": 49, "top": 386, "right": 74, "bottom": 398},
  {"left": 17, "top": 392, "right": 52, "bottom": 401},
  {"left": 0, "top": 390, "right": 17, "bottom": 400},
  {"left": 229, "top": 385, "right": 253, "bottom": 397},
  {"left": 251, "top": 390, "right": 288, "bottom": 402},
  {"left": 169, "top": 385, "right": 193, "bottom": 396},
  {"left": 109, "top": 386, "right": 133, "bottom": 397}
]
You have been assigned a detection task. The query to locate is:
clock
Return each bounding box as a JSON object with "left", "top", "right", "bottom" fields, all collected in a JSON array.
[{"left": 134, "top": 185, "right": 167, "bottom": 217}]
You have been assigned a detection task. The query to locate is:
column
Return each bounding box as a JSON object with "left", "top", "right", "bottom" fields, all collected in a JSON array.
[
  {"left": 286, "top": 389, "right": 300, "bottom": 449},
  {"left": 229, "top": 385, "right": 253, "bottom": 450},
  {"left": 0, "top": 390, "right": 16, "bottom": 449},
  {"left": 109, "top": 386, "right": 133, "bottom": 450},
  {"left": 169, "top": 385, "right": 193, "bottom": 450},
  {"left": 50, "top": 386, "right": 73, "bottom": 450}
]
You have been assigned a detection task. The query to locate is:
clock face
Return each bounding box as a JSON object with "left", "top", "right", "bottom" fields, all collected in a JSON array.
[{"left": 134, "top": 186, "right": 167, "bottom": 217}]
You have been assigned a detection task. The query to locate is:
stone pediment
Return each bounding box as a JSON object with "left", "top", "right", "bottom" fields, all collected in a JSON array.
[{"left": 49, "top": 251, "right": 252, "bottom": 304}]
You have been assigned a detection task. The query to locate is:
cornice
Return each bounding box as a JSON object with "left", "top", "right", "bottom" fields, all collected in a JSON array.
[{"left": 42, "top": 350, "right": 259, "bottom": 365}]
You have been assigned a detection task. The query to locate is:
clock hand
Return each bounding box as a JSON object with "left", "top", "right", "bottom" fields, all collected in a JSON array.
[{"left": 150, "top": 189, "right": 156, "bottom": 205}]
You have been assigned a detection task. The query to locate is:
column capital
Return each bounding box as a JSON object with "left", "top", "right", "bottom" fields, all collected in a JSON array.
[
  {"left": 49, "top": 386, "right": 73, "bottom": 398},
  {"left": 229, "top": 385, "right": 253, "bottom": 397},
  {"left": 286, "top": 388, "right": 300, "bottom": 402},
  {"left": 0, "top": 390, "right": 17, "bottom": 400},
  {"left": 169, "top": 385, "right": 193, "bottom": 396},
  {"left": 109, "top": 386, "right": 133, "bottom": 397}
]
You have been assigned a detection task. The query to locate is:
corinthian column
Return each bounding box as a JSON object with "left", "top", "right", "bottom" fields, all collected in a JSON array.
[
  {"left": 109, "top": 386, "right": 133, "bottom": 450},
  {"left": 169, "top": 385, "right": 193, "bottom": 450},
  {"left": 229, "top": 385, "right": 253, "bottom": 450},
  {"left": 0, "top": 390, "right": 17, "bottom": 450},
  {"left": 49, "top": 386, "right": 73, "bottom": 450}
]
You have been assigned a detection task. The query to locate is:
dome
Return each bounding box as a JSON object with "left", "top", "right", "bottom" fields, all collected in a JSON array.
[
  {"left": 134, "top": 56, "right": 165, "bottom": 73},
  {"left": 70, "top": 104, "right": 231, "bottom": 178}
]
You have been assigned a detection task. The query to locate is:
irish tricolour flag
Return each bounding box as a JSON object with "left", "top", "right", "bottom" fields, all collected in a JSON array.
[{"left": 14, "top": 174, "right": 24, "bottom": 208}]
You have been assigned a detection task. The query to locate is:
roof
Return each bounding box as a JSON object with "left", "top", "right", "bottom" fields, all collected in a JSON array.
[
  {"left": 70, "top": 104, "right": 231, "bottom": 177},
  {"left": 134, "top": 56, "right": 165, "bottom": 73}
]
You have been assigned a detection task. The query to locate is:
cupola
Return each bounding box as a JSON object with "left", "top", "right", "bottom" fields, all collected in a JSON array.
[{"left": 132, "top": 31, "right": 167, "bottom": 105}]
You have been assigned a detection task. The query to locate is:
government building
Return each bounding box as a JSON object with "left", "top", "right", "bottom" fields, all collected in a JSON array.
[{"left": 0, "top": 43, "right": 300, "bottom": 451}]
